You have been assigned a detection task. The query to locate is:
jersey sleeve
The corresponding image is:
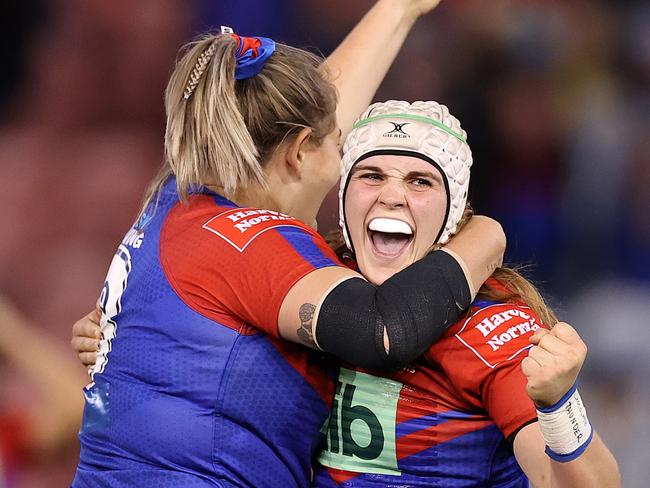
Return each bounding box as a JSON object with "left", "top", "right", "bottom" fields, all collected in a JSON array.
[
  {"left": 160, "top": 200, "right": 343, "bottom": 338},
  {"left": 427, "top": 302, "right": 548, "bottom": 439}
]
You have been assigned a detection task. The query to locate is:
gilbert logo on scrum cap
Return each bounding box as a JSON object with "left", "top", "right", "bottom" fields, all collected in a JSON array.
[
  {"left": 203, "top": 207, "right": 303, "bottom": 252},
  {"left": 383, "top": 122, "right": 410, "bottom": 139}
]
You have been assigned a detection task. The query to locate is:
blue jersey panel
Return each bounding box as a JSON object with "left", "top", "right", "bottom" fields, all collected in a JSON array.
[
  {"left": 276, "top": 226, "right": 339, "bottom": 268},
  {"left": 73, "top": 179, "right": 335, "bottom": 487},
  {"left": 215, "top": 335, "right": 333, "bottom": 487}
]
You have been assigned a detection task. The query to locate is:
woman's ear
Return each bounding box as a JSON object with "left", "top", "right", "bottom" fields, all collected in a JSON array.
[{"left": 285, "top": 127, "right": 313, "bottom": 174}]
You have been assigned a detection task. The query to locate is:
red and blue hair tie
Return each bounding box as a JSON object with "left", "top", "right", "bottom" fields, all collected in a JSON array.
[
  {"left": 222, "top": 26, "right": 276, "bottom": 80},
  {"left": 183, "top": 27, "right": 276, "bottom": 100}
]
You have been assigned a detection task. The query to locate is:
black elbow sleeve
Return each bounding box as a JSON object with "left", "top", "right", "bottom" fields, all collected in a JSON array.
[
  {"left": 316, "top": 250, "right": 471, "bottom": 370},
  {"left": 376, "top": 249, "right": 471, "bottom": 366},
  {"left": 316, "top": 277, "right": 390, "bottom": 370}
]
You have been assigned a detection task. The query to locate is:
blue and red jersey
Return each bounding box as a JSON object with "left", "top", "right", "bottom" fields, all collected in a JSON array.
[
  {"left": 73, "top": 177, "right": 340, "bottom": 487},
  {"left": 314, "top": 285, "right": 546, "bottom": 487}
]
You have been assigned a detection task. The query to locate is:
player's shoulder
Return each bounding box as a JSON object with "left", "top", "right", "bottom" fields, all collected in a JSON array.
[
  {"left": 448, "top": 299, "right": 543, "bottom": 369},
  {"left": 200, "top": 205, "right": 320, "bottom": 252},
  {"left": 163, "top": 194, "right": 321, "bottom": 252}
]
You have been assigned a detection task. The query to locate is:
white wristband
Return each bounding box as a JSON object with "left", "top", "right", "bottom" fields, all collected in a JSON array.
[{"left": 536, "top": 383, "right": 593, "bottom": 462}]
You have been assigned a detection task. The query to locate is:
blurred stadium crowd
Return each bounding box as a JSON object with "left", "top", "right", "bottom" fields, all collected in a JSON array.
[{"left": 0, "top": 0, "right": 648, "bottom": 486}]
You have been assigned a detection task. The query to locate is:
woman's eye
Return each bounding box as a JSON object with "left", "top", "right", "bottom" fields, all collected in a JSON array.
[
  {"left": 410, "top": 178, "right": 432, "bottom": 187},
  {"left": 359, "top": 173, "right": 383, "bottom": 181}
]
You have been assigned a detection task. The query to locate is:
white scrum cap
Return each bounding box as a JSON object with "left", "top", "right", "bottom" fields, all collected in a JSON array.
[{"left": 339, "top": 100, "right": 473, "bottom": 250}]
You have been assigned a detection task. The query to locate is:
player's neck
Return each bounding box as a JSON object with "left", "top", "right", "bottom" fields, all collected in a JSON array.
[
  {"left": 232, "top": 179, "right": 319, "bottom": 229},
  {"left": 206, "top": 159, "right": 321, "bottom": 229}
]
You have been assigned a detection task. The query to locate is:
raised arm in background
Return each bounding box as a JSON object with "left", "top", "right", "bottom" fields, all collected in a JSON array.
[
  {"left": 324, "top": 0, "right": 442, "bottom": 137},
  {"left": 0, "top": 296, "right": 87, "bottom": 455}
]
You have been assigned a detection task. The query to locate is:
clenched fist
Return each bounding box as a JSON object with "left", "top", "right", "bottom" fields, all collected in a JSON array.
[
  {"left": 521, "top": 322, "right": 587, "bottom": 408},
  {"left": 388, "top": 0, "right": 443, "bottom": 23},
  {"left": 408, "top": 0, "right": 442, "bottom": 16}
]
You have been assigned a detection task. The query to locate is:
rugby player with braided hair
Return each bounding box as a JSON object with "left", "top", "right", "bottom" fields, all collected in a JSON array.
[{"left": 314, "top": 100, "right": 620, "bottom": 487}]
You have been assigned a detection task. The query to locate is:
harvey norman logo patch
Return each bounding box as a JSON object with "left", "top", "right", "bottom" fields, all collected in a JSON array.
[
  {"left": 203, "top": 208, "right": 303, "bottom": 252},
  {"left": 455, "top": 304, "right": 542, "bottom": 368}
]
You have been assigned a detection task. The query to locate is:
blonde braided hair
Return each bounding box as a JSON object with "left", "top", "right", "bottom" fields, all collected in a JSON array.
[
  {"left": 137, "top": 32, "right": 337, "bottom": 212},
  {"left": 183, "top": 40, "right": 219, "bottom": 100}
]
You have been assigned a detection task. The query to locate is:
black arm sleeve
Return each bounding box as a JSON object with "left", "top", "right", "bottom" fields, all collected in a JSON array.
[{"left": 315, "top": 250, "right": 471, "bottom": 370}]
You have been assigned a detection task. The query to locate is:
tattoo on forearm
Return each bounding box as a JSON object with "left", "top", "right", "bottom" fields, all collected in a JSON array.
[{"left": 297, "top": 303, "right": 317, "bottom": 347}]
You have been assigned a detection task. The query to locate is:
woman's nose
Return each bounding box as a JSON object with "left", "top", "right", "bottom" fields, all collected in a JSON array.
[{"left": 378, "top": 180, "right": 406, "bottom": 208}]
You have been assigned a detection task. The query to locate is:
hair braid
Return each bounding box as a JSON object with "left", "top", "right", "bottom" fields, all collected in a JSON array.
[
  {"left": 139, "top": 32, "right": 337, "bottom": 211},
  {"left": 183, "top": 41, "right": 218, "bottom": 100}
]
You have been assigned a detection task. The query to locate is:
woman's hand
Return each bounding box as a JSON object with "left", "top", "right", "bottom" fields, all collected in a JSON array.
[
  {"left": 71, "top": 308, "right": 102, "bottom": 368},
  {"left": 521, "top": 322, "right": 588, "bottom": 407},
  {"left": 326, "top": 0, "right": 445, "bottom": 138},
  {"left": 404, "top": 0, "right": 442, "bottom": 17},
  {"left": 516, "top": 324, "right": 620, "bottom": 487},
  {"left": 385, "top": 0, "right": 443, "bottom": 26},
  {"left": 443, "top": 215, "right": 506, "bottom": 299}
]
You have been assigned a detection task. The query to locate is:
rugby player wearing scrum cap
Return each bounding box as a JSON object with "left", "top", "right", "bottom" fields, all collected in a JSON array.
[{"left": 315, "top": 100, "right": 620, "bottom": 487}]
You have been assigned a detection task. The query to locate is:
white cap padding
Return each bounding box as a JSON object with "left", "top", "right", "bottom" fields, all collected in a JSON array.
[{"left": 339, "top": 100, "right": 473, "bottom": 249}]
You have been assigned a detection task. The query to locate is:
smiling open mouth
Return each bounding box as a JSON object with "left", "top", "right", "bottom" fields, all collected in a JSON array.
[{"left": 367, "top": 218, "right": 414, "bottom": 257}]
